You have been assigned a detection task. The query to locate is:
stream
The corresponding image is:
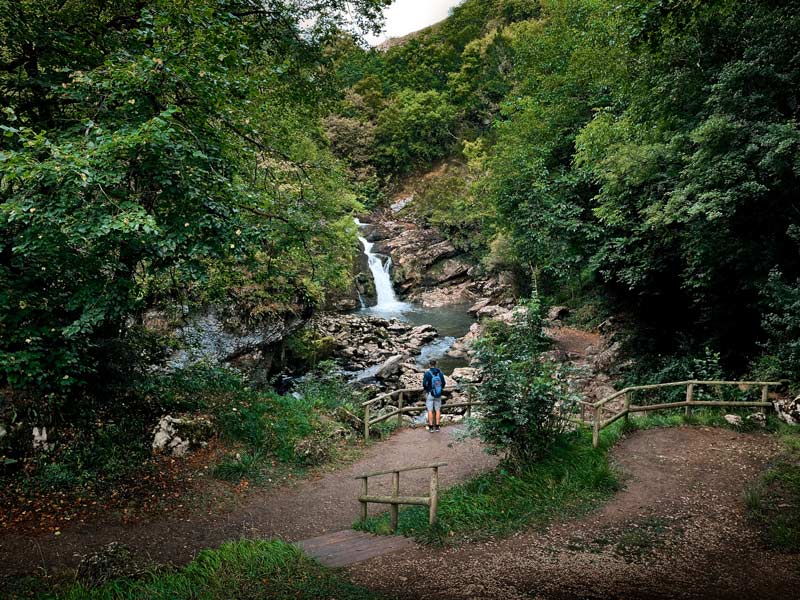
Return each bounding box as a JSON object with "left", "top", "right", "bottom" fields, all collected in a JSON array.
[{"left": 355, "top": 219, "right": 474, "bottom": 375}]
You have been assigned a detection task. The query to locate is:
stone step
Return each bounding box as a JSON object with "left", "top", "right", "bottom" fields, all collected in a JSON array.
[{"left": 295, "top": 529, "right": 416, "bottom": 568}]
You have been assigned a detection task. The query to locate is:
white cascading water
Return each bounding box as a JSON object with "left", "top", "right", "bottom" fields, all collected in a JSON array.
[{"left": 355, "top": 219, "right": 410, "bottom": 313}]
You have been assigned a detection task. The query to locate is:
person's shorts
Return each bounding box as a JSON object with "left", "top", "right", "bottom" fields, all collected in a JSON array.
[{"left": 426, "top": 393, "right": 442, "bottom": 412}]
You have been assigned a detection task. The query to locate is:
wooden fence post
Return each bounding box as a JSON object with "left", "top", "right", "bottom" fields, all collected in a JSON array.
[
  {"left": 397, "top": 393, "right": 404, "bottom": 427},
  {"left": 761, "top": 384, "right": 769, "bottom": 414},
  {"left": 364, "top": 404, "right": 370, "bottom": 439},
  {"left": 592, "top": 407, "right": 600, "bottom": 448},
  {"left": 624, "top": 391, "right": 631, "bottom": 423},
  {"left": 360, "top": 477, "right": 368, "bottom": 522},
  {"left": 685, "top": 383, "right": 694, "bottom": 417},
  {"left": 429, "top": 466, "right": 439, "bottom": 526},
  {"left": 390, "top": 471, "right": 400, "bottom": 533}
]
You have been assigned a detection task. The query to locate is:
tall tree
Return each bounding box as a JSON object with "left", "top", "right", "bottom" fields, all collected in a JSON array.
[{"left": 0, "top": 0, "right": 389, "bottom": 399}]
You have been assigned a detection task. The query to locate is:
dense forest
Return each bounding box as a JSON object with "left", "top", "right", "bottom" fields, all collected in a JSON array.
[
  {"left": 1, "top": 0, "right": 798, "bottom": 453},
  {"left": 0, "top": 0, "right": 389, "bottom": 402},
  {"left": 2, "top": 1, "right": 800, "bottom": 597},
  {"left": 327, "top": 0, "right": 800, "bottom": 384}
]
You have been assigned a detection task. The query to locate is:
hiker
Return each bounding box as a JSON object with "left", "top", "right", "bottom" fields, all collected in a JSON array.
[{"left": 422, "top": 359, "right": 446, "bottom": 432}]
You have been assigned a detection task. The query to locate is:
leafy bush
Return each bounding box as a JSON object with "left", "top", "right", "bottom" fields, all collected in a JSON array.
[
  {"left": 211, "top": 366, "right": 361, "bottom": 478},
  {"left": 754, "top": 270, "right": 800, "bottom": 386},
  {"left": 619, "top": 346, "right": 731, "bottom": 404},
  {"left": 211, "top": 451, "right": 265, "bottom": 483},
  {"left": 26, "top": 419, "right": 152, "bottom": 494},
  {"left": 470, "top": 298, "right": 576, "bottom": 467}
]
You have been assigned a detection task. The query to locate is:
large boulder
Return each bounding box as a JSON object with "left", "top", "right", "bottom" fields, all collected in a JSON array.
[
  {"left": 374, "top": 354, "right": 408, "bottom": 380},
  {"left": 591, "top": 340, "right": 622, "bottom": 372},
  {"left": 405, "top": 325, "right": 437, "bottom": 346},
  {"left": 152, "top": 414, "right": 214, "bottom": 457},
  {"left": 476, "top": 304, "right": 506, "bottom": 319},
  {"left": 412, "top": 281, "right": 476, "bottom": 308},
  {"left": 450, "top": 367, "right": 482, "bottom": 385},
  {"left": 469, "top": 298, "right": 493, "bottom": 315}
]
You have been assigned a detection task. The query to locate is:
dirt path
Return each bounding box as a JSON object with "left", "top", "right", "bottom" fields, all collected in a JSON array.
[
  {"left": 546, "top": 324, "right": 601, "bottom": 358},
  {"left": 348, "top": 427, "right": 800, "bottom": 600},
  {"left": 0, "top": 426, "right": 498, "bottom": 578}
]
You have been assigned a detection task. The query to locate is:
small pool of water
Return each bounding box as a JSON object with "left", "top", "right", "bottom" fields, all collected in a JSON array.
[{"left": 356, "top": 303, "right": 475, "bottom": 375}]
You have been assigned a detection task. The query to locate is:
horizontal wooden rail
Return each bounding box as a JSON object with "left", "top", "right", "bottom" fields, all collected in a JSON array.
[
  {"left": 355, "top": 462, "right": 448, "bottom": 480},
  {"left": 574, "top": 380, "right": 784, "bottom": 448},
  {"left": 355, "top": 462, "right": 445, "bottom": 532},
  {"left": 363, "top": 384, "right": 483, "bottom": 438},
  {"left": 368, "top": 401, "right": 487, "bottom": 426},
  {"left": 592, "top": 380, "right": 782, "bottom": 409},
  {"left": 358, "top": 495, "right": 430, "bottom": 506},
  {"left": 361, "top": 385, "right": 477, "bottom": 407}
]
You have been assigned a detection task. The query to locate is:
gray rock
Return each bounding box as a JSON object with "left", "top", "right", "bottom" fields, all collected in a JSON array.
[
  {"left": 390, "top": 195, "right": 413, "bottom": 213},
  {"left": 469, "top": 298, "right": 493, "bottom": 315},
  {"left": 152, "top": 414, "right": 214, "bottom": 457},
  {"left": 169, "top": 308, "right": 304, "bottom": 370},
  {"left": 724, "top": 414, "right": 743, "bottom": 427},
  {"left": 773, "top": 396, "right": 800, "bottom": 425},
  {"left": 32, "top": 426, "right": 54, "bottom": 451},
  {"left": 476, "top": 304, "right": 506, "bottom": 319},
  {"left": 451, "top": 367, "right": 482, "bottom": 385},
  {"left": 547, "top": 306, "right": 570, "bottom": 321},
  {"left": 591, "top": 341, "right": 622, "bottom": 372},
  {"left": 375, "top": 354, "right": 408, "bottom": 380}
]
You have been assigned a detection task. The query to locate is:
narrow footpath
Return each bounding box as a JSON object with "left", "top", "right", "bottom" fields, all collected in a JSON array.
[
  {"left": 0, "top": 427, "right": 498, "bottom": 578},
  {"left": 347, "top": 427, "right": 800, "bottom": 600}
]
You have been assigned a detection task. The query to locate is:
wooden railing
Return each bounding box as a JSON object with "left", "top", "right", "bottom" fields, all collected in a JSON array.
[
  {"left": 355, "top": 462, "right": 446, "bottom": 532},
  {"left": 568, "top": 380, "right": 783, "bottom": 448},
  {"left": 361, "top": 386, "right": 483, "bottom": 438}
]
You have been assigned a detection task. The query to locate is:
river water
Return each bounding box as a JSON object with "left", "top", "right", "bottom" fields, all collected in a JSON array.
[{"left": 355, "top": 220, "right": 474, "bottom": 375}]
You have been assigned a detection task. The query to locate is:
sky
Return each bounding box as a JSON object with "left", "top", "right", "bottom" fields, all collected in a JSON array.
[{"left": 364, "top": 0, "right": 464, "bottom": 45}]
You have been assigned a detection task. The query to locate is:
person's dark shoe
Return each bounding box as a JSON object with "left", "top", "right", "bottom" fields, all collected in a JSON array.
[
  {"left": 435, "top": 426, "right": 441, "bottom": 432},
  {"left": 428, "top": 425, "right": 434, "bottom": 433}
]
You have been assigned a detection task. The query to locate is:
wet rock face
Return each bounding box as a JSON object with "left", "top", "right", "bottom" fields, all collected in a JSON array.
[
  {"left": 168, "top": 309, "right": 305, "bottom": 370},
  {"left": 360, "top": 216, "right": 515, "bottom": 309}
]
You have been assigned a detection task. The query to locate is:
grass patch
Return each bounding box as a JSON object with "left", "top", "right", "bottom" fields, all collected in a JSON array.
[
  {"left": 17, "top": 540, "right": 383, "bottom": 600},
  {"left": 623, "top": 407, "right": 781, "bottom": 434},
  {"left": 354, "top": 425, "right": 624, "bottom": 544},
  {"left": 745, "top": 427, "right": 800, "bottom": 551}
]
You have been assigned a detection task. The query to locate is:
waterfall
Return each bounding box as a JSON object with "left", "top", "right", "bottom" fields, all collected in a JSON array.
[{"left": 355, "top": 219, "right": 410, "bottom": 313}]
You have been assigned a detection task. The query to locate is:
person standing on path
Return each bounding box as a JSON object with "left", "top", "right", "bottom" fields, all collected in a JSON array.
[{"left": 423, "top": 359, "right": 446, "bottom": 432}]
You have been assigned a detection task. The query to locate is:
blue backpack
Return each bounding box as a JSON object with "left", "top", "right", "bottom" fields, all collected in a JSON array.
[{"left": 430, "top": 369, "right": 444, "bottom": 398}]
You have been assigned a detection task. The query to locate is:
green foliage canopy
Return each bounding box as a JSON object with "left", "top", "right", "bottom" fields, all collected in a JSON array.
[{"left": 0, "top": 0, "right": 389, "bottom": 397}]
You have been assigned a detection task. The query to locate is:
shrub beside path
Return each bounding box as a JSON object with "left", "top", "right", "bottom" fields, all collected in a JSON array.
[{"left": 347, "top": 426, "right": 800, "bottom": 600}]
